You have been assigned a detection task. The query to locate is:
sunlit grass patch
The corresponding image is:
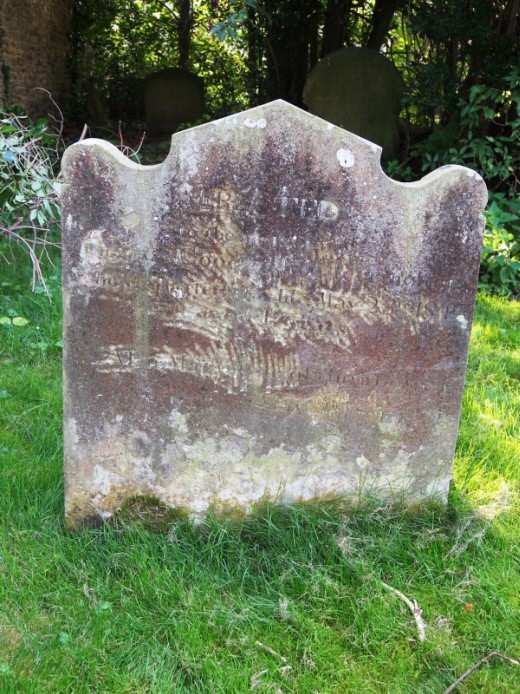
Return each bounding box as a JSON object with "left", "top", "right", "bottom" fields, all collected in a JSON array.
[
  {"left": 454, "top": 295, "right": 519, "bottom": 516},
  {"left": 0, "top": 255, "right": 518, "bottom": 692}
]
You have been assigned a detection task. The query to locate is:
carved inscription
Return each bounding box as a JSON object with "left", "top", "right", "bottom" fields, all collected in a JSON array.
[
  {"left": 88, "top": 259, "right": 462, "bottom": 360},
  {"left": 182, "top": 186, "right": 341, "bottom": 223}
]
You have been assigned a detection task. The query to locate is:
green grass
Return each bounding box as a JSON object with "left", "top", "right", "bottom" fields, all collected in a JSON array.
[{"left": 1, "top": 251, "right": 519, "bottom": 693}]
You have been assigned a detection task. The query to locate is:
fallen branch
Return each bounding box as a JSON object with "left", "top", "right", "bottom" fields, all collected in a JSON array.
[
  {"left": 381, "top": 581, "right": 427, "bottom": 642},
  {"left": 442, "top": 652, "right": 519, "bottom": 694},
  {"left": 33, "top": 88, "right": 64, "bottom": 154}
]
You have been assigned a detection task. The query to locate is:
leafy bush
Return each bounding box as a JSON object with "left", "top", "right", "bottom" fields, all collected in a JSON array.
[
  {"left": 417, "top": 71, "right": 519, "bottom": 188},
  {"left": 390, "top": 69, "right": 519, "bottom": 296},
  {"left": 419, "top": 70, "right": 519, "bottom": 296},
  {"left": 0, "top": 110, "right": 62, "bottom": 296},
  {"left": 480, "top": 194, "right": 520, "bottom": 296}
]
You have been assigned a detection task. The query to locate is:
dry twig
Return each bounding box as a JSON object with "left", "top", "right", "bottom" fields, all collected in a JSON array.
[
  {"left": 255, "top": 641, "right": 288, "bottom": 664},
  {"left": 0, "top": 225, "right": 55, "bottom": 298},
  {"left": 442, "top": 652, "right": 519, "bottom": 694},
  {"left": 249, "top": 669, "right": 268, "bottom": 690},
  {"left": 79, "top": 124, "right": 89, "bottom": 142},
  {"left": 33, "top": 88, "right": 65, "bottom": 156},
  {"left": 381, "top": 581, "right": 427, "bottom": 641},
  {"left": 117, "top": 121, "right": 146, "bottom": 160}
]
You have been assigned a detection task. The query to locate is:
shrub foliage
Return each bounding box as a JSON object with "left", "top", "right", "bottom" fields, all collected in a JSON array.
[{"left": 0, "top": 110, "right": 62, "bottom": 296}]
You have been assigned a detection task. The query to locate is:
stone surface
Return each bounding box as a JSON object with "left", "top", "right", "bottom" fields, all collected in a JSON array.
[
  {"left": 145, "top": 67, "right": 205, "bottom": 135},
  {"left": 303, "top": 47, "right": 405, "bottom": 160},
  {"left": 61, "top": 100, "right": 487, "bottom": 529}
]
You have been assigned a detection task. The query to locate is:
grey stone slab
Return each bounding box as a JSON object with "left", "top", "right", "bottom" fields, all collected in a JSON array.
[{"left": 61, "top": 100, "right": 487, "bottom": 528}]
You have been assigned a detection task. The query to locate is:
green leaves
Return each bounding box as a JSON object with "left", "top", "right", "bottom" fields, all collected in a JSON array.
[
  {"left": 59, "top": 632, "right": 72, "bottom": 646},
  {"left": 479, "top": 194, "right": 520, "bottom": 296},
  {"left": 11, "top": 317, "right": 29, "bottom": 326},
  {"left": 0, "top": 111, "right": 62, "bottom": 298},
  {"left": 406, "top": 66, "right": 519, "bottom": 296},
  {"left": 0, "top": 316, "right": 30, "bottom": 327},
  {"left": 1, "top": 150, "right": 17, "bottom": 165}
]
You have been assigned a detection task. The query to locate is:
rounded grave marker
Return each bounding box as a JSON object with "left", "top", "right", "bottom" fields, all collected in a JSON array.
[
  {"left": 304, "top": 47, "right": 405, "bottom": 160},
  {"left": 145, "top": 67, "right": 205, "bottom": 135}
]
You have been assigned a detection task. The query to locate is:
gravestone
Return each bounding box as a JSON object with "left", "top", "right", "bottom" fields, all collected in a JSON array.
[
  {"left": 303, "top": 47, "right": 405, "bottom": 160},
  {"left": 86, "top": 79, "right": 109, "bottom": 128},
  {"left": 145, "top": 67, "right": 205, "bottom": 135},
  {"left": 61, "top": 100, "right": 487, "bottom": 529}
]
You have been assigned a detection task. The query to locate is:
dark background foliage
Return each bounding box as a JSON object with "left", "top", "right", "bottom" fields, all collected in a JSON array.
[{"left": 2, "top": 1, "right": 519, "bottom": 294}]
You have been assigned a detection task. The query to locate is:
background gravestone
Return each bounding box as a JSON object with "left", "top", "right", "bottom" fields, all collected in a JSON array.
[
  {"left": 86, "top": 79, "right": 109, "bottom": 128},
  {"left": 303, "top": 47, "right": 405, "bottom": 160},
  {"left": 145, "top": 67, "right": 205, "bottom": 135},
  {"left": 61, "top": 100, "right": 486, "bottom": 529}
]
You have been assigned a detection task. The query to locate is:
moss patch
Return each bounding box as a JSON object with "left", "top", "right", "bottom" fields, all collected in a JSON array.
[{"left": 111, "top": 494, "right": 189, "bottom": 531}]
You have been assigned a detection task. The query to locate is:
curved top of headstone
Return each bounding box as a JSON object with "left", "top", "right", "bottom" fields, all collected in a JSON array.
[
  {"left": 145, "top": 66, "right": 204, "bottom": 88},
  {"left": 63, "top": 101, "right": 487, "bottom": 276},
  {"left": 63, "top": 98, "right": 485, "bottom": 203},
  {"left": 63, "top": 100, "right": 487, "bottom": 285},
  {"left": 304, "top": 47, "right": 405, "bottom": 101}
]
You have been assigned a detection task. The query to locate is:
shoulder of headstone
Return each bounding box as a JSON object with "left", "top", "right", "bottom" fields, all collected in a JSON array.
[
  {"left": 61, "top": 138, "right": 156, "bottom": 175},
  {"left": 388, "top": 164, "right": 488, "bottom": 211}
]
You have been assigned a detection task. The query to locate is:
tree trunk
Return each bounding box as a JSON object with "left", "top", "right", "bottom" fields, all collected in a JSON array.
[
  {"left": 246, "top": 7, "right": 260, "bottom": 106},
  {"left": 177, "top": 0, "right": 193, "bottom": 68},
  {"left": 321, "top": 0, "right": 351, "bottom": 57},
  {"left": 262, "top": 0, "right": 321, "bottom": 105},
  {"left": 366, "top": 0, "right": 400, "bottom": 50}
]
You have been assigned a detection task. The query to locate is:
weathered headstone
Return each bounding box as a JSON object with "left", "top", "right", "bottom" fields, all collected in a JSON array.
[
  {"left": 303, "top": 47, "right": 405, "bottom": 160},
  {"left": 145, "top": 67, "right": 205, "bottom": 135},
  {"left": 86, "top": 79, "right": 109, "bottom": 128},
  {"left": 61, "top": 100, "right": 486, "bottom": 528}
]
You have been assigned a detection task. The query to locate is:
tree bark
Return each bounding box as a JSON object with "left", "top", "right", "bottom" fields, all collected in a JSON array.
[
  {"left": 246, "top": 7, "right": 260, "bottom": 106},
  {"left": 262, "top": 0, "right": 321, "bottom": 105},
  {"left": 177, "top": 0, "right": 193, "bottom": 68},
  {"left": 366, "top": 0, "right": 401, "bottom": 50},
  {"left": 321, "top": 0, "right": 351, "bottom": 57}
]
